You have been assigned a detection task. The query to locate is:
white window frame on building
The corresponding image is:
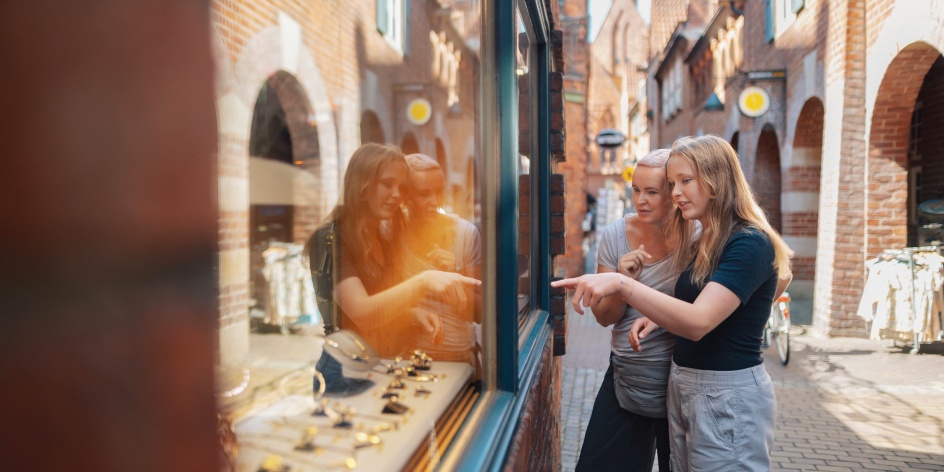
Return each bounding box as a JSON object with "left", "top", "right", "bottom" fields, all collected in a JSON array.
[
  {"left": 766, "top": 0, "right": 804, "bottom": 41},
  {"left": 662, "top": 58, "right": 683, "bottom": 121},
  {"left": 377, "top": 0, "right": 407, "bottom": 53}
]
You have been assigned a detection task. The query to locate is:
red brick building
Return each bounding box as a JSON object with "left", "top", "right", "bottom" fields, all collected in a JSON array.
[
  {"left": 586, "top": 0, "right": 650, "bottom": 203},
  {"left": 648, "top": 0, "right": 944, "bottom": 338},
  {"left": 558, "top": 0, "right": 592, "bottom": 277}
]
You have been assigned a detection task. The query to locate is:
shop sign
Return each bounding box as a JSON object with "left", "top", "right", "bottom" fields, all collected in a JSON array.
[
  {"left": 595, "top": 128, "right": 626, "bottom": 148},
  {"left": 406, "top": 98, "right": 432, "bottom": 125},
  {"left": 738, "top": 86, "right": 770, "bottom": 118},
  {"left": 622, "top": 166, "right": 635, "bottom": 182},
  {"left": 746, "top": 69, "right": 786, "bottom": 81}
]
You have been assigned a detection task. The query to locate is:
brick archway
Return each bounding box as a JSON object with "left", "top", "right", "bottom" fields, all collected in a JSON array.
[
  {"left": 755, "top": 124, "right": 782, "bottom": 234},
  {"left": 868, "top": 42, "right": 943, "bottom": 257},
  {"left": 360, "top": 110, "right": 385, "bottom": 145},
  {"left": 787, "top": 98, "right": 824, "bottom": 295},
  {"left": 401, "top": 132, "right": 419, "bottom": 155},
  {"left": 247, "top": 71, "right": 323, "bottom": 321}
]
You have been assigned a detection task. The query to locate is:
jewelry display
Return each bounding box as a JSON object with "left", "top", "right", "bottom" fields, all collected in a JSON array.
[
  {"left": 234, "top": 358, "right": 473, "bottom": 471},
  {"left": 382, "top": 395, "right": 410, "bottom": 415},
  {"left": 372, "top": 422, "right": 396, "bottom": 433},
  {"left": 311, "top": 370, "right": 329, "bottom": 416},
  {"left": 353, "top": 431, "right": 383, "bottom": 449},
  {"left": 329, "top": 457, "right": 358, "bottom": 470},
  {"left": 327, "top": 403, "right": 355, "bottom": 429},
  {"left": 383, "top": 357, "right": 402, "bottom": 374},
  {"left": 293, "top": 427, "right": 323, "bottom": 453},
  {"left": 257, "top": 454, "right": 290, "bottom": 472},
  {"left": 410, "top": 350, "right": 433, "bottom": 370}
]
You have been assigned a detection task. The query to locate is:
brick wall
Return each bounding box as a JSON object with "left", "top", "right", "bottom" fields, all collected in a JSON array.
[
  {"left": 784, "top": 96, "right": 823, "bottom": 283},
  {"left": 649, "top": 0, "right": 690, "bottom": 58},
  {"left": 755, "top": 125, "right": 784, "bottom": 233},
  {"left": 867, "top": 42, "right": 940, "bottom": 257},
  {"left": 502, "top": 339, "right": 562, "bottom": 471},
  {"left": 559, "top": 1, "right": 590, "bottom": 278}
]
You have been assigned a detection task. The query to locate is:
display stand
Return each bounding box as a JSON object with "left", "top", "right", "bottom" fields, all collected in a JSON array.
[{"left": 234, "top": 360, "right": 473, "bottom": 471}]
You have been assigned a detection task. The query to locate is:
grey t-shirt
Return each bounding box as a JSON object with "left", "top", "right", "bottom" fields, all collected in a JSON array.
[{"left": 597, "top": 214, "right": 678, "bottom": 360}]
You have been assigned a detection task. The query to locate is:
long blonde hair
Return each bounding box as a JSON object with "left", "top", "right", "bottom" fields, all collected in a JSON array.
[
  {"left": 323, "top": 143, "right": 407, "bottom": 291},
  {"left": 669, "top": 135, "right": 791, "bottom": 286}
]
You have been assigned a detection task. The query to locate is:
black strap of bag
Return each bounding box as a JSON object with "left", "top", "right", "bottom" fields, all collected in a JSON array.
[{"left": 310, "top": 222, "right": 339, "bottom": 333}]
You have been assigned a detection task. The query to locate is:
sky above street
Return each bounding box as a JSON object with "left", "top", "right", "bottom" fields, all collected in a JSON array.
[{"left": 589, "top": 0, "right": 652, "bottom": 42}]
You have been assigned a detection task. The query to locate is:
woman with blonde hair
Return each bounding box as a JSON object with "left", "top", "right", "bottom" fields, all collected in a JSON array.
[
  {"left": 554, "top": 135, "right": 791, "bottom": 470},
  {"left": 576, "top": 149, "right": 694, "bottom": 471},
  {"left": 401, "top": 153, "right": 481, "bottom": 363},
  {"left": 308, "top": 143, "right": 479, "bottom": 357}
]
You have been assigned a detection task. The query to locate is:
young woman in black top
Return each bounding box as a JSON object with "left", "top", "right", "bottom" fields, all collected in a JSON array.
[{"left": 553, "top": 135, "right": 791, "bottom": 470}]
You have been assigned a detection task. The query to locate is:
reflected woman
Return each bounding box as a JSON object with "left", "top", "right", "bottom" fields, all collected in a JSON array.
[
  {"left": 402, "top": 153, "right": 481, "bottom": 363},
  {"left": 309, "top": 143, "right": 480, "bottom": 357}
]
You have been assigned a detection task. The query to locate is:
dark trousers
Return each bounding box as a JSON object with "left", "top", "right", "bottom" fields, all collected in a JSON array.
[{"left": 575, "top": 362, "right": 671, "bottom": 472}]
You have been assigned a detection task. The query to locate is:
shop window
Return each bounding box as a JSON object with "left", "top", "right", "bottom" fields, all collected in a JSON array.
[
  {"left": 517, "top": 5, "right": 538, "bottom": 327},
  {"left": 225, "top": 2, "right": 490, "bottom": 470}
]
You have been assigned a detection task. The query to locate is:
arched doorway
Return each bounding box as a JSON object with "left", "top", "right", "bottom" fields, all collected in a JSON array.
[
  {"left": 360, "top": 110, "right": 385, "bottom": 145},
  {"left": 401, "top": 132, "right": 419, "bottom": 155},
  {"left": 787, "top": 98, "right": 825, "bottom": 298},
  {"left": 869, "top": 42, "right": 944, "bottom": 256},
  {"left": 248, "top": 71, "right": 321, "bottom": 330},
  {"left": 755, "top": 124, "right": 782, "bottom": 234}
]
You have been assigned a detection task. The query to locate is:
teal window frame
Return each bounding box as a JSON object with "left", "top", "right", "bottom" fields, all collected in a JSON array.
[{"left": 442, "top": 0, "right": 554, "bottom": 469}]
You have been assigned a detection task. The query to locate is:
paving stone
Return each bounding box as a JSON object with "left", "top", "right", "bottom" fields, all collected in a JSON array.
[{"left": 560, "top": 288, "right": 944, "bottom": 471}]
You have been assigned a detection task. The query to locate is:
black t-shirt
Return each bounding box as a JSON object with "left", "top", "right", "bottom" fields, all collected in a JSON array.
[{"left": 672, "top": 228, "right": 778, "bottom": 371}]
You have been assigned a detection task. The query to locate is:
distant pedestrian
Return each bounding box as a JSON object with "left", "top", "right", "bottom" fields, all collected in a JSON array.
[
  {"left": 554, "top": 135, "right": 792, "bottom": 471},
  {"left": 575, "top": 149, "right": 692, "bottom": 472}
]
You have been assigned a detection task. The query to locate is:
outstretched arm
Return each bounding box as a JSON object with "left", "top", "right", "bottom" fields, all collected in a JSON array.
[
  {"left": 336, "top": 270, "right": 480, "bottom": 327},
  {"left": 552, "top": 272, "right": 740, "bottom": 341},
  {"left": 587, "top": 265, "right": 626, "bottom": 326}
]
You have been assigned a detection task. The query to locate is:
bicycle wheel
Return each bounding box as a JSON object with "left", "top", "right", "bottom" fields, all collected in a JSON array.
[{"left": 772, "top": 302, "right": 790, "bottom": 366}]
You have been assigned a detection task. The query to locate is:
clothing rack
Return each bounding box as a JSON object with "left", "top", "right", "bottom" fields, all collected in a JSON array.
[
  {"left": 878, "top": 245, "right": 942, "bottom": 354},
  {"left": 260, "top": 241, "right": 318, "bottom": 332}
]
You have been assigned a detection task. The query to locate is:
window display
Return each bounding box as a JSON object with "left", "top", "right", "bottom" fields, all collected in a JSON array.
[{"left": 214, "top": 0, "right": 487, "bottom": 468}]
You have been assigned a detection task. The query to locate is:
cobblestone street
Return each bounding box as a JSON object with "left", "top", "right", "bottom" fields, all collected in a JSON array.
[{"left": 560, "top": 299, "right": 944, "bottom": 471}]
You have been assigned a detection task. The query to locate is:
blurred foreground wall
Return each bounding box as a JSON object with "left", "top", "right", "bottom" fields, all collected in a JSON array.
[{"left": 0, "top": 1, "right": 220, "bottom": 470}]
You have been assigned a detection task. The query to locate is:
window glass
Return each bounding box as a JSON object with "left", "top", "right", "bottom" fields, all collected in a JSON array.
[
  {"left": 215, "top": 2, "right": 484, "bottom": 469},
  {"left": 516, "top": 5, "right": 538, "bottom": 327}
]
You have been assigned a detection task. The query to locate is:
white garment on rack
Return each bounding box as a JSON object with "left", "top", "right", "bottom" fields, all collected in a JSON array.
[
  {"left": 261, "top": 243, "right": 318, "bottom": 326},
  {"left": 857, "top": 252, "right": 944, "bottom": 341}
]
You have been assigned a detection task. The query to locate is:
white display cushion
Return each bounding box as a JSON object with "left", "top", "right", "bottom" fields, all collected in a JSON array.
[{"left": 235, "top": 361, "right": 474, "bottom": 471}]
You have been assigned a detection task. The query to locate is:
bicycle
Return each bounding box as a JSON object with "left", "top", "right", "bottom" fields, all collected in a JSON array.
[{"left": 764, "top": 292, "right": 791, "bottom": 366}]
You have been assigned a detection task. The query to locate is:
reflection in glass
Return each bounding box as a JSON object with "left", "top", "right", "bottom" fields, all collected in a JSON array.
[
  {"left": 403, "top": 153, "right": 482, "bottom": 364},
  {"left": 516, "top": 6, "right": 537, "bottom": 324},
  {"left": 308, "top": 144, "right": 480, "bottom": 359},
  {"left": 226, "top": 0, "right": 485, "bottom": 468}
]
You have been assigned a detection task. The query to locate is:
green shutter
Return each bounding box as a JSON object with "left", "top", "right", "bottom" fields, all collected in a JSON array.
[
  {"left": 402, "top": 0, "right": 411, "bottom": 55},
  {"left": 765, "top": 0, "right": 775, "bottom": 42},
  {"left": 376, "top": 0, "right": 388, "bottom": 35},
  {"left": 792, "top": 0, "right": 805, "bottom": 14}
]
